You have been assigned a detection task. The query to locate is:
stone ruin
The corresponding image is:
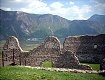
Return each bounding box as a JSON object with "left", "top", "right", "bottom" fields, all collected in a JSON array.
[
  {"left": 100, "top": 59, "right": 105, "bottom": 70},
  {"left": 2, "top": 34, "right": 105, "bottom": 70},
  {"left": 63, "top": 34, "right": 105, "bottom": 63}
]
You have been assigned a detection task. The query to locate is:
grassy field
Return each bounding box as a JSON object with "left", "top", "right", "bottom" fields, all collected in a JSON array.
[
  {"left": 0, "top": 66, "right": 105, "bottom": 80},
  {"left": 81, "top": 63, "right": 100, "bottom": 70},
  {"left": 42, "top": 61, "right": 53, "bottom": 68},
  {"left": 41, "top": 61, "right": 100, "bottom": 70}
]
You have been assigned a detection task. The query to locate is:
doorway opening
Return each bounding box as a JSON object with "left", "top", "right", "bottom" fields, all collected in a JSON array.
[{"left": 41, "top": 60, "right": 53, "bottom": 68}]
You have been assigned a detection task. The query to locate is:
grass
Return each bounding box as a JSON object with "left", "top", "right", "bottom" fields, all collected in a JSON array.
[
  {"left": 38, "top": 60, "right": 100, "bottom": 70},
  {"left": 0, "top": 66, "right": 105, "bottom": 80},
  {"left": 81, "top": 63, "right": 100, "bottom": 70},
  {"left": 87, "top": 63, "right": 100, "bottom": 70},
  {"left": 42, "top": 61, "right": 53, "bottom": 68},
  {"left": 41, "top": 61, "right": 100, "bottom": 70}
]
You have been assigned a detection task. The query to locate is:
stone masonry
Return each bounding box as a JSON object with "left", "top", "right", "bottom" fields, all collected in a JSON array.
[
  {"left": 63, "top": 34, "right": 105, "bottom": 63},
  {"left": 100, "top": 59, "right": 105, "bottom": 70},
  {"left": 2, "top": 34, "right": 105, "bottom": 70}
]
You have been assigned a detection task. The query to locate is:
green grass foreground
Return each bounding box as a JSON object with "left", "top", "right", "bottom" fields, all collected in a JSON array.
[
  {"left": 0, "top": 66, "right": 105, "bottom": 80},
  {"left": 81, "top": 63, "right": 100, "bottom": 70}
]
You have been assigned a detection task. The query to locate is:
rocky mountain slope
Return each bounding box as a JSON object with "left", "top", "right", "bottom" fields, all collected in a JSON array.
[{"left": 0, "top": 9, "right": 105, "bottom": 40}]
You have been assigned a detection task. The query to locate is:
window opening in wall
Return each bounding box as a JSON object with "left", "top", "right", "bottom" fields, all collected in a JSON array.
[{"left": 93, "top": 44, "right": 97, "bottom": 49}]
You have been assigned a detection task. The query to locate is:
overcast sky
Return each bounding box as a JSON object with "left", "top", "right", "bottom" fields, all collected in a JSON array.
[{"left": 0, "top": 0, "right": 105, "bottom": 20}]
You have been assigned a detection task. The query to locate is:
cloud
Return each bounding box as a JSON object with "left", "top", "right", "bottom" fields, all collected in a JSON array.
[
  {"left": 15, "top": 0, "right": 22, "bottom": 2},
  {"left": 92, "top": 0, "right": 105, "bottom": 3},
  {"left": 50, "top": 2, "right": 64, "bottom": 9},
  {"left": 69, "top": 1, "right": 74, "bottom": 5},
  {"left": 49, "top": 2, "right": 92, "bottom": 20},
  {"left": 65, "top": 5, "right": 92, "bottom": 20},
  {"left": 0, "top": 7, "right": 11, "bottom": 11},
  {"left": 1, "top": 0, "right": 92, "bottom": 20},
  {"left": 91, "top": 0, "right": 105, "bottom": 14},
  {"left": 15, "top": 0, "right": 42, "bottom": 3},
  {"left": 18, "top": 0, "right": 51, "bottom": 14}
]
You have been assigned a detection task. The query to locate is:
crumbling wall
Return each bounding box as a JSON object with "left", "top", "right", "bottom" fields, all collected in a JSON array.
[
  {"left": 2, "top": 36, "right": 22, "bottom": 65},
  {"left": 3, "top": 36, "right": 23, "bottom": 51},
  {"left": 55, "top": 51, "right": 92, "bottom": 70},
  {"left": 100, "top": 59, "right": 105, "bottom": 70},
  {"left": 2, "top": 36, "right": 92, "bottom": 70},
  {"left": 63, "top": 34, "right": 105, "bottom": 63},
  {"left": 25, "top": 36, "right": 61, "bottom": 67}
]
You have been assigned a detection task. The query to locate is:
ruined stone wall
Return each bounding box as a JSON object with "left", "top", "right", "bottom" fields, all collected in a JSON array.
[
  {"left": 2, "top": 36, "right": 92, "bottom": 70},
  {"left": 63, "top": 34, "right": 105, "bottom": 63},
  {"left": 20, "top": 36, "right": 61, "bottom": 67},
  {"left": 55, "top": 51, "right": 92, "bottom": 70},
  {"left": 100, "top": 59, "right": 105, "bottom": 70},
  {"left": 2, "top": 36, "right": 22, "bottom": 65},
  {"left": 3, "top": 36, "right": 23, "bottom": 51}
]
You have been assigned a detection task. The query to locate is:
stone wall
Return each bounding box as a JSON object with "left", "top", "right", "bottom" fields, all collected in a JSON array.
[
  {"left": 63, "top": 34, "right": 105, "bottom": 63},
  {"left": 2, "top": 34, "right": 105, "bottom": 70},
  {"left": 100, "top": 59, "right": 105, "bottom": 70},
  {"left": 20, "top": 36, "right": 61, "bottom": 67},
  {"left": 2, "top": 36, "right": 22, "bottom": 66},
  {"left": 55, "top": 51, "right": 91, "bottom": 70}
]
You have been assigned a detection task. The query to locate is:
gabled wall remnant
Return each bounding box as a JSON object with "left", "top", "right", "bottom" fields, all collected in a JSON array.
[
  {"left": 3, "top": 36, "right": 23, "bottom": 51},
  {"left": 2, "top": 34, "right": 105, "bottom": 70}
]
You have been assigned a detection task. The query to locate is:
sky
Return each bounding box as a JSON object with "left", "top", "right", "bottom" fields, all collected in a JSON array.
[{"left": 0, "top": 0, "right": 105, "bottom": 20}]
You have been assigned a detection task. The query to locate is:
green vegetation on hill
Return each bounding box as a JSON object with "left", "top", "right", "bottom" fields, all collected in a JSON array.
[
  {"left": 0, "top": 66, "right": 105, "bottom": 80},
  {"left": 1, "top": 9, "right": 105, "bottom": 40}
]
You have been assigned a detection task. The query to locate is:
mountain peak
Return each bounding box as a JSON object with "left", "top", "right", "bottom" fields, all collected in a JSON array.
[
  {"left": 0, "top": 10, "right": 105, "bottom": 40},
  {"left": 88, "top": 14, "right": 105, "bottom": 24}
]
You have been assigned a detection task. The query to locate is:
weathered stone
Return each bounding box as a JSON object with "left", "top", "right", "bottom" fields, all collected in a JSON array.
[
  {"left": 55, "top": 51, "right": 92, "bottom": 70},
  {"left": 3, "top": 36, "right": 23, "bottom": 51},
  {"left": 63, "top": 34, "right": 105, "bottom": 63},
  {"left": 2, "top": 36, "right": 22, "bottom": 65},
  {"left": 2, "top": 35, "right": 100, "bottom": 70},
  {"left": 100, "top": 59, "right": 105, "bottom": 70},
  {"left": 55, "top": 51, "right": 79, "bottom": 68}
]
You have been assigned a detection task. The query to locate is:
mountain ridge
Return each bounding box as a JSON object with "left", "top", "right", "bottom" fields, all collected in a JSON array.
[{"left": 0, "top": 9, "right": 105, "bottom": 40}]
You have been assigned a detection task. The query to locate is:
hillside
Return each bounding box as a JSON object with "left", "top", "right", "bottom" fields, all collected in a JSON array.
[
  {"left": 0, "top": 66, "right": 104, "bottom": 80},
  {"left": 88, "top": 14, "right": 105, "bottom": 25},
  {"left": 0, "top": 9, "right": 105, "bottom": 40}
]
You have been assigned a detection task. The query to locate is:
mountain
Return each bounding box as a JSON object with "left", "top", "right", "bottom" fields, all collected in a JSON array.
[
  {"left": 88, "top": 14, "right": 105, "bottom": 25},
  {"left": 88, "top": 14, "right": 105, "bottom": 34},
  {"left": 0, "top": 9, "right": 105, "bottom": 40},
  {"left": 0, "top": 9, "right": 70, "bottom": 40}
]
